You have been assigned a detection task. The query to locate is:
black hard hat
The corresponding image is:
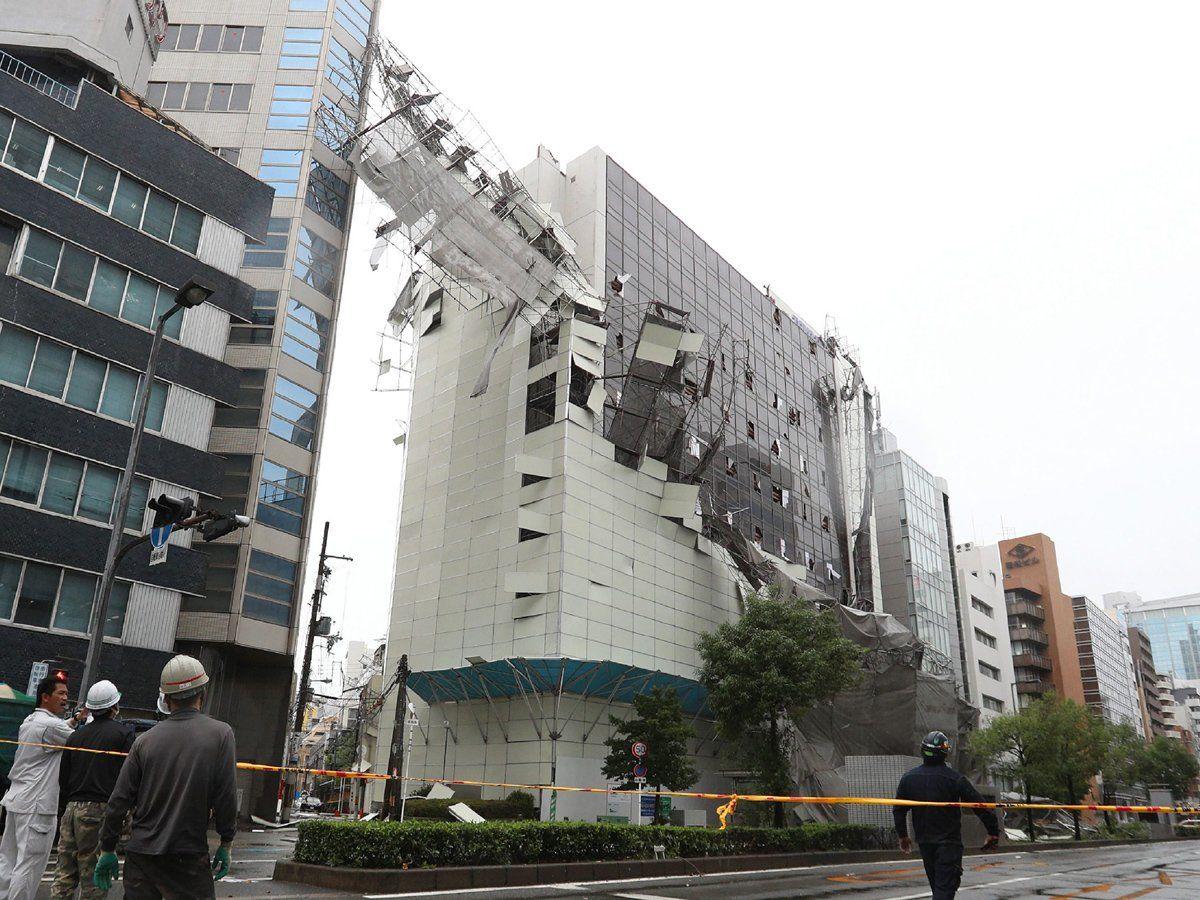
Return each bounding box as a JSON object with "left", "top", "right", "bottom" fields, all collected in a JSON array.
[{"left": 921, "top": 731, "right": 952, "bottom": 759}]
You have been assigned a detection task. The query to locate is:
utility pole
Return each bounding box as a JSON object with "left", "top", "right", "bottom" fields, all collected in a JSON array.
[
  {"left": 279, "top": 521, "right": 351, "bottom": 821},
  {"left": 382, "top": 653, "right": 410, "bottom": 818}
]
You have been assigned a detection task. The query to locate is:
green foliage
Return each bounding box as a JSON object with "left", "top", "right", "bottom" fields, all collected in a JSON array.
[
  {"left": 326, "top": 729, "right": 358, "bottom": 771},
  {"left": 399, "top": 791, "right": 539, "bottom": 821},
  {"left": 1175, "top": 825, "right": 1200, "bottom": 837},
  {"left": 1094, "top": 820, "right": 1150, "bottom": 841},
  {"left": 1100, "top": 723, "right": 1145, "bottom": 795},
  {"left": 294, "top": 820, "right": 882, "bottom": 869},
  {"left": 696, "top": 591, "right": 863, "bottom": 825},
  {"left": 602, "top": 687, "right": 699, "bottom": 824},
  {"left": 1137, "top": 736, "right": 1200, "bottom": 801}
]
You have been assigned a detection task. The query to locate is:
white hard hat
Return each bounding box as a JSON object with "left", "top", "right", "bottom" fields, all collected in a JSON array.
[
  {"left": 156, "top": 692, "right": 170, "bottom": 716},
  {"left": 85, "top": 680, "right": 121, "bottom": 711},
  {"left": 160, "top": 654, "right": 209, "bottom": 698}
]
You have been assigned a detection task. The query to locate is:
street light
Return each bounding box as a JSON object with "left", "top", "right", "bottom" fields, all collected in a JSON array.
[{"left": 79, "top": 279, "right": 215, "bottom": 699}]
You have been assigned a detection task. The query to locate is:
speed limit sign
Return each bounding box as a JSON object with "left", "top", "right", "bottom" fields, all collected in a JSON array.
[{"left": 631, "top": 741, "right": 648, "bottom": 759}]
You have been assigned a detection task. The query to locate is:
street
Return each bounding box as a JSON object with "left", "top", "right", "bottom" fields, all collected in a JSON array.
[{"left": 27, "top": 836, "right": 1200, "bottom": 899}]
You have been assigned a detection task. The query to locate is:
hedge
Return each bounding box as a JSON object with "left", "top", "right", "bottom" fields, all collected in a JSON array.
[
  {"left": 294, "top": 819, "right": 883, "bottom": 869},
  {"left": 398, "top": 793, "right": 539, "bottom": 821}
]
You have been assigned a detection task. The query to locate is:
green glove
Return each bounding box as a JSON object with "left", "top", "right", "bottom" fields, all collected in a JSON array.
[
  {"left": 93, "top": 852, "right": 119, "bottom": 891},
  {"left": 212, "top": 844, "right": 231, "bottom": 880}
]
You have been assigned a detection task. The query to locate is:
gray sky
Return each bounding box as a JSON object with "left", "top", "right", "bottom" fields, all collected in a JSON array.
[{"left": 306, "top": 1, "right": 1200, "bottom": 667}]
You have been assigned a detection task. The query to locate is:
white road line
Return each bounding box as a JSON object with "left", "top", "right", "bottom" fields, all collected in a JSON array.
[
  {"left": 882, "top": 873, "right": 1046, "bottom": 900},
  {"left": 366, "top": 887, "right": 585, "bottom": 899},
  {"left": 611, "top": 893, "right": 677, "bottom": 900}
]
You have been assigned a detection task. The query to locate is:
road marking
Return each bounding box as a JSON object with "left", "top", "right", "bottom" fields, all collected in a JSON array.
[
  {"left": 612, "top": 894, "right": 677, "bottom": 900},
  {"left": 1115, "top": 889, "right": 1160, "bottom": 899},
  {"left": 828, "top": 864, "right": 927, "bottom": 883},
  {"left": 367, "top": 887, "right": 585, "bottom": 899},
  {"left": 1158, "top": 869, "right": 1173, "bottom": 884}
]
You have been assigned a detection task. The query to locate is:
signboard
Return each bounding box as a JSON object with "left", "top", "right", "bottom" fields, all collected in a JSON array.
[
  {"left": 632, "top": 763, "right": 648, "bottom": 779},
  {"left": 631, "top": 741, "right": 647, "bottom": 759},
  {"left": 26, "top": 661, "right": 48, "bottom": 697},
  {"left": 642, "top": 794, "right": 671, "bottom": 819},
  {"left": 149, "top": 524, "right": 173, "bottom": 567}
]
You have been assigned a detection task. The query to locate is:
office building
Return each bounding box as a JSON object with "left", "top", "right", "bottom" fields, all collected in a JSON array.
[
  {"left": 1103, "top": 590, "right": 1140, "bottom": 624},
  {"left": 1072, "top": 596, "right": 1142, "bottom": 733},
  {"left": 1157, "top": 672, "right": 1197, "bottom": 752},
  {"left": 364, "top": 131, "right": 886, "bottom": 818},
  {"left": 1129, "top": 625, "right": 1169, "bottom": 738},
  {"left": 1111, "top": 593, "right": 1200, "bottom": 690},
  {"left": 147, "top": 0, "right": 379, "bottom": 815},
  {"left": 954, "top": 543, "right": 1015, "bottom": 723},
  {"left": 999, "top": 533, "right": 1085, "bottom": 707},
  {"left": 872, "top": 429, "right": 961, "bottom": 685},
  {"left": 0, "top": 3, "right": 270, "bottom": 710}
]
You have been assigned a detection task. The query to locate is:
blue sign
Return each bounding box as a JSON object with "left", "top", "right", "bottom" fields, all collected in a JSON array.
[
  {"left": 149, "top": 524, "right": 173, "bottom": 567},
  {"left": 632, "top": 763, "right": 648, "bottom": 779}
]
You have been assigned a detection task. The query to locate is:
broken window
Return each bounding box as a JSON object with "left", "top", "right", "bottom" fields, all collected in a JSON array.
[
  {"left": 809, "top": 340, "right": 817, "bottom": 355},
  {"left": 752, "top": 474, "right": 761, "bottom": 493},
  {"left": 725, "top": 510, "right": 734, "bottom": 526},
  {"left": 525, "top": 373, "right": 556, "bottom": 433},
  {"left": 529, "top": 324, "right": 560, "bottom": 368},
  {"left": 771, "top": 484, "right": 783, "bottom": 504},
  {"left": 568, "top": 364, "right": 594, "bottom": 409},
  {"left": 688, "top": 436, "right": 701, "bottom": 458},
  {"left": 747, "top": 420, "right": 756, "bottom": 440},
  {"left": 720, "top": 351, "right": 726, "bottom": 371},
  {"left": 615, "top": 332, "right": 624, "bottom": 351},
  {"left": 821, "top": 515, "right": 830, "bottom": 532},
  {"left": 744, "top": 368, "right": 753, "bottom": 390},
  {"left": 773, "top": 308, "right": 782, "bottom": 327},
  {"left": 788, "top": 408, "right": 799, "bottom": 426},
  {"left": 521, "top": 472, "right": 548, "bottom": 487},
  {"left": 781, "top": 488, "right": 790, "bottom": 508},
  {"left": 518, "top": 529, "right": 542, "bottom": 542},
  {"left": 779, "top": 538, "right": 787, "bottom": 558},
  {"left": 753, "top": 526, "right": 763, "bottom": 545},
  {"left": 771, "top": 440, "right": 780, "bottom": 456},
  {"left": 784, "top": 365, "right": 791, "bottom": 376},
  {"left": 772, "top": 393, "right": 780, "bottom": 410}
]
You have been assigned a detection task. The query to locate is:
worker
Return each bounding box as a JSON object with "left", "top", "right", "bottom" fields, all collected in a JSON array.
[
  {"left": 51, "top": 680, "right": 134, "bottom": 900},
  {"left": 894, "top": 731, "right": 1000, "bottom": 900},
  {"left": 93, "top": 656, "right": 236, "bottom": 898},
  {"left": 0, "top": 676, "right": 87, "bottom": 900}
]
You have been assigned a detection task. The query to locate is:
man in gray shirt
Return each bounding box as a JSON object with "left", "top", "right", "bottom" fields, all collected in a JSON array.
[{"left": 93, "top": 655, "right": 236, "bottom": 898}]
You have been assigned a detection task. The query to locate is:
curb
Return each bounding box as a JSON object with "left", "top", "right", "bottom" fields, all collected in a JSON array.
[{"left": 272, "top": 837, "right": 1191, "bottom": 893}]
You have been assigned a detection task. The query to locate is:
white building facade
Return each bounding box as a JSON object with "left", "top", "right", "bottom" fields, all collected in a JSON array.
[{"left": 953, "top": 543, "right": 1016, "bottom": 724}]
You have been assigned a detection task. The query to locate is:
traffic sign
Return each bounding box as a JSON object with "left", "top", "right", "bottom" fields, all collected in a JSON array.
[
  {"left": 632, "top": 763, "right": 648, "bottom": 779},
  {"left": 149, "top": 524, "right": 173, "bottom": 567},
  {"left": 26, "top": 661, "right": 48, "bottom": 696},
  {"left": 631, "top": 741, "right": 648, "bottom": 759}
]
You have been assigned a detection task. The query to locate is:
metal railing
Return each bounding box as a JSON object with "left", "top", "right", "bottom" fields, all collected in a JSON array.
[{"left": 0, "top": 49, "right": 79, "bottom": 107}]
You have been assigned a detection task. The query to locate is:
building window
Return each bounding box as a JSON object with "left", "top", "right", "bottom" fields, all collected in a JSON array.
[
  {"left": 0, "top": 436, "right": 150, "bottom": 530},
  {"left": 146, "top": 81, "right": 251, "bottom": 111},
  {"left": 17, "top": 228, "right": 185, "bottom": 338},
  {"left": 525, "top": 374, "right": 556, "bottom": 433},
  {"left": 974, "top": 627, "right": 997, "bottom": 650},
  {"left": 291, "top": 0, "right": 328, "bottom": 8},
  {"left": 280, "top": 27, "right": 324, "bottom": 69},
  {"left": 268, "top": 84, "right": 314, "bottom": 130},
  {"left": 305, "top": 161, "right": 350, "bottom": 229},
  {"left": 0, "top": 553, "right": 129, "bottom": 638},
  {"left": 269, "top": 375, "right": 319, "bottom": 450},
  {"left": 244, "top": 550, "right": 298, "bottom": 625},
  {"left": 212, "top": 369, "right": 265, "bottom": 429},
  {"left": 259, "top": 149, "right": 303, "bottom": 197},
  {"left": 257, "top": 459, "right": 308, "bottom": 535},
  {"left": 981, "top": 695, "right": 1005, "bottom": 713},
  {"left": 334, "top": 0, "right": 373, "bottom": 46},
  {"left": 746, "top": 420, "right": 755, "bottom": 440},
  {"left": 315, "top": 95, "right": 356, "bottom": 160},
  {"left": 282, "top": 298, "right": 330, "bottom": 370},
  {"left": 326, "top": 37, "right": 366, "bottom": 104},
  {"left": 163, "top": 24, "right": 263, "bottom": 53},
  {"left": 978, "top": 660, "right": 1001, "bottom": 680},
  {"left": 215, "top": 454, "right": 253, "bottom": 516},
  {"left": 971, "top": 596, "right": 993, "bottom": 618},
  {"left": 528, "top": 324, "right": 560, "bottom": 368},
  {"left": 0, "top": 322, "right": 168, "bottom": 430},
  {"left": 243, "top": 217, "right": 291, "bottom": 268},
  {"left": 229, "top": 291, "right": 278, "bottom": 344},
  {"left": 293, "top": 226, "right": 342, "bottom": 297}
]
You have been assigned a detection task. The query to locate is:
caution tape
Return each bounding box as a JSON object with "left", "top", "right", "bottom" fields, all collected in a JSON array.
[{"left": 5, "top": 737, "right": 1200, "bottom": 818}]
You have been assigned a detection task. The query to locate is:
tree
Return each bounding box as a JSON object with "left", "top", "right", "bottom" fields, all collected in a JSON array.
[
  {"left": 696, "top": 591, "right": 864, "bottom": 827},
  {"left": 602, "top": 686, "right": 699, "bottom": 824},
  {"left": 326, "top": 728, "right": 358, "bottom": 771},
  {"left": 1137, "top": 736, "right": 1200, "bottom": 801},
  {"left": 1025, "top": 694, "right": 1108, "bottom": 840},
  {"left": 1099, "top": 722, "right": 1145, "bottom": 829},
  {"left": 970, "top": 708, "right": 1043, "bottom": 841}
]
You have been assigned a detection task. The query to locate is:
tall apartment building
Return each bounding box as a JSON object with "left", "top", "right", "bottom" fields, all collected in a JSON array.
[
  {"left": 147, "top": 0, "right": 378, "bottom": 814},
  {"left": 370, "top": 144, "right": 883, "bottom": 819},
  {"left": 0, "top": 3, "right": 269, "bottom": 710},
  {"left": 1128, "top": 626, "right": 1168, "bottom": 738},
  {"left": 954, "top": 543, "right": 1016, "bottom": 723},
  {"left": 1072, "top": 596, "right": 1142, "bottom": 733},
  {"left": 872, "top": 429, "right": 961, "bottom": 686},
  {"left": 999, "top": 533, "right": 1085, "bottom": 707},
  {"left": 1110, "top": 593, "right": 1200, "bottom": 690}
]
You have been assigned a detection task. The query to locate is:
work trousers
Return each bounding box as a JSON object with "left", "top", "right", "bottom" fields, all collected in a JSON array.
[
  {"left": 0, "top": 810, "right": 57, "bottom": 900},
  {"left": 123, "top": 850, "right": 215, "bottom": 900},
  {"left": 919, "top": 841, "right": 964, "bottom": 900},
  {"left": 50, "top": 800, "right": 107, "bottom": 900}
]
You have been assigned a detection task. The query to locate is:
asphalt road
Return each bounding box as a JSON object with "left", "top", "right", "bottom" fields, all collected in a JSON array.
[{"left": 29, "top": 835, "right": 1200, "bottom": 898}]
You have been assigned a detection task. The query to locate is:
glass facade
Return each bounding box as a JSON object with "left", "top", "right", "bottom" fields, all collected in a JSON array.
[
  {"left": 1074, "top": 596, "right": 1143, "bottom": 732},
  {"left": 1127, "top": 599, "right": 1200, "bottom": 683},
  {"left": 603, "top": 160, "right": 844, "bottom": 592}
]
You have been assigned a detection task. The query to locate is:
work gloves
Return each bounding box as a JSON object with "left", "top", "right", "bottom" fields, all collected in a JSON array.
[
  {"left": 212, "top": 843, "right": 231, "bottom": 880},
  {"left": 93, "top": 852, "right": 119, "bottom": 890}
]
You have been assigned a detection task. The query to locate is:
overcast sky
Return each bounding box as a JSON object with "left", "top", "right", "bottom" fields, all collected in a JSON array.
[{"left": 305, "top": 1, "right": 1200, "bottom": 673}]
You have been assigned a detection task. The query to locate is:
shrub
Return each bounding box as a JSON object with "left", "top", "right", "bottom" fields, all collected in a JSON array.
[
  {"left": 294, "top": 819, "right": 882, "bottom": 869},
  {"left": 1176, "top": 825, "right": 1200, "bottom": 838},
  {"left": 1096, "top": 821, "right": 1150, "bottom": 841}
]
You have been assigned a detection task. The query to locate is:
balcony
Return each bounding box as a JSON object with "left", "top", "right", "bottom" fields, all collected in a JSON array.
[
  {"left": 1013, "top": 653, "right": 1053, "bottom": 671},
  {"left": 1016, "top": 679, "right": 1053, "bottom": 695},
  {"left": 0, "top": 48, "right": 78, "bottom": 107},
  {"left": 1009, "top": 627, "right": 1049, "bottom": 645},
  {"left": 1006, "top": 599, "right": 1045, "bottom": 621}
]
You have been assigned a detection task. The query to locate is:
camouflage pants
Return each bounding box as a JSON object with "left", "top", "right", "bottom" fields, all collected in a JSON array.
[{"left": 51, "top": 800, "right": 107, "bottom": 900}]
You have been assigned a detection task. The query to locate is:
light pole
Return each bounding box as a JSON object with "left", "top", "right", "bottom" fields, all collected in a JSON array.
[{"left": 79, "top": 279, "right": 215, "bottom": 700}]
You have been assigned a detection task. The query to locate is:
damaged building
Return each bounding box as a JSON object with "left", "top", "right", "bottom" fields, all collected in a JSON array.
[{"left": 350, "top": 39, "right": 969, "bottom": 822}]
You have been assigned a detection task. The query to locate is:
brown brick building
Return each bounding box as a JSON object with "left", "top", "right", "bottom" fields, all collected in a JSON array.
[{"left": 1128, "top": 626, "right": 1169, "bottom": 737}]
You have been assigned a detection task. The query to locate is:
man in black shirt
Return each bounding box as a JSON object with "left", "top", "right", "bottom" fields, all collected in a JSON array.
[
  {"left": 894, "top": 731, "right": 1000, "bottom": 900},
  {"left": 51, "top": 680, "right": 134, "bottom": 900}
]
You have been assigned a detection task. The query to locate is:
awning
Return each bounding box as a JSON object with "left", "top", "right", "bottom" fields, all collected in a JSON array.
[{"left": 408, "top": 657, "right": 712, "bottom": 718}]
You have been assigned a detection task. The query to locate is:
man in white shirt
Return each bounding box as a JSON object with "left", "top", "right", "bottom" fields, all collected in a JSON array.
[{"left": 0, "top": 676, "right": 86, "bottom": 900}]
